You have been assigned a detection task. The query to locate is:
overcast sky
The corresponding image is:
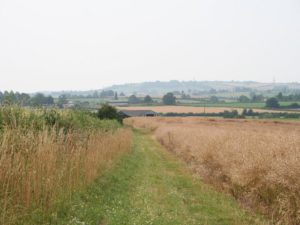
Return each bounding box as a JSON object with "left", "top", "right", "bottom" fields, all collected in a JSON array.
[{"left": 0, "top": 0, "right": 299, "bottom": 92}]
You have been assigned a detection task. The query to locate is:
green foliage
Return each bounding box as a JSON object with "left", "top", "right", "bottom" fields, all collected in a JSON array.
[
  {"left": 100, "top": 90, "right": 114, "bottom": 98},
  {"left": 277, "top": 92, "right": 283, "bottom": 100},
  {"left": 0, "top": 107, "right": 121, "bottom": 134},
  {"left": 97, "top": 104, "right": 122, "bottom": 123},
  {"left": 239, "top": 95, "right": 250, "bottom": 103},
  {"left": 180, "top": 91, "right": 191, "bottom": 99},
  {"left": 128, "top": 95, "right": 140, "bottom": 104},
  {"left": 0, "top": 91, "right": 31, "bottom": 106},
  {"left": 276, "top": 92, "right": 300, "bottom": 101},
  {"left": 163, "top": 92, "right": 176, "bottom": 105},
  {"left": 209, "top": 96, "right": 219, "bottom": 103},
  {"left": 57, "top": 95, "right": 68, "bottom": 108},
  {"left": 30, "top": 93, "right": 54, "bottom": 106},
  {"left": 242, "top": 108, "right": 255, "bottom": 116},
  {"left": 223, "top": 110, "right": 239, "bottom": 118},
  {"left": 250, "top": 93, "right": 264, "bottom": 102},
  {"left": 266, "top": 97, "right": 280, "bottom": 108},
  {"left": 0, "top": 91, "right": 56, "bottom": 107},
  {"left": 144, "top": 95, "right": 153, "bottom": 103},
  {"left": 287, "top": 103, "right": 300, "bottom": 108},
  {"left": 114, "top": 92, "right": 118, "bottom": 100}
]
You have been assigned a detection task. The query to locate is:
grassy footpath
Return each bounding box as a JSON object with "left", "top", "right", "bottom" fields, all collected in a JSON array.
[{"left": 45, "top": 131, "right": 267, "bottom": 225}]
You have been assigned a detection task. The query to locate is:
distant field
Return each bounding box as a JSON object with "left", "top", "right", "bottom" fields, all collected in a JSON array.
[
  {"left": 181, "top": 101, "right": 300, "bottom": 109},
  {"left": 118, "top": 105, "right": 299, "bottom": 114},
  {"left": 126, "top": 117, "right": 300, "bottom": 225}
]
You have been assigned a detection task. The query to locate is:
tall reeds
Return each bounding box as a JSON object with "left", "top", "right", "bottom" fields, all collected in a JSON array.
[{"left": 0, "top": 107, "right": 132, "bottom": 224}]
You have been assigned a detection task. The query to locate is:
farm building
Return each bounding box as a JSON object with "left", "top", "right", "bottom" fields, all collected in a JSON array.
[{"left": 119, "top": 110, "right": 158, "bottom": 118}]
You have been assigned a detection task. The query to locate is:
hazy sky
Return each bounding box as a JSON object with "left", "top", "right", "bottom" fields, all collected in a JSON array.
[{"left": 0, "top": 0, "right": 300, "bottom": 92}]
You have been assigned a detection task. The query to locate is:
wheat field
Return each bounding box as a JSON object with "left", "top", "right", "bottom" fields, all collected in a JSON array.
[{"left": 125, "top": 117, "right": 300, "bottom": 225}]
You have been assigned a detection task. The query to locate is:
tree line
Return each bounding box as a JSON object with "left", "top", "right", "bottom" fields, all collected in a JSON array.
[{"left": 0, "top": 91, "right": 54, "bottom": 106}]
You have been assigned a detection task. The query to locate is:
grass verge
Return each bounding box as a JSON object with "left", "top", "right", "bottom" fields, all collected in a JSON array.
[{"left": 46, "top": 131, "right": 267, "bottom": 225}]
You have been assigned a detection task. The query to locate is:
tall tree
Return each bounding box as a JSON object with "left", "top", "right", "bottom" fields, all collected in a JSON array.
[
  {"left": 97, "top": 104, "right": 121, "bottom": 122},
  {"left": 57, "top": 95, "right": 68, "bottom": 108},
  {"left": 30, "top": 93, "right": 54, "bottom": 106},
  {"left": 239, "top": 95, "right": 250, "bottom": 103},
  {"left": 266, "top": 97, "right": 280, "bottom": 108},
  {"left": 128, "top": 95, "right": 140, "bottom": 104},
  {"left": 144, "top": 95, "right": 153, "bottom": 103},
  {"left": 114, "top": 92, "right": 118, "bottom": 100},
  {"left": 0, "top": 92, "right": 3, "bottom": 103},
  {"left": 163, "top": 93, "right": 176, "bottom": 105}
]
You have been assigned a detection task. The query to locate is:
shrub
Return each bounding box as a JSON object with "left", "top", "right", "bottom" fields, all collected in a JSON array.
[{"left": 97, "top": 104, "right": 122, "bottom": 123}]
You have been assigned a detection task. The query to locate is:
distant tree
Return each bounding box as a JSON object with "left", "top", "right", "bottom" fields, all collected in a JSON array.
[
  {"left": 30, "top": 93, "right": 44, "bottom": 106},
  {"left": 163, "top": 93, "right": 176, "bottom": 105},
  {"left": 242, "top": 108, "right": 255, "bottom": 116},
  {"left": 277, "top": 92, "right": 283, "bottom": 101},
  {"left": 57, "top": 95, "right": 68, "bottom": 108},
  {"left": 242, "top": 108, "right": 247, "bottom": 116},
  {"left": 266, "top": 97, "right": 280, "bottom": 108},
  {"left": 247, "top": 108, "right": 254, "bottom": 116},
  {"left": 92, "top": 91, "right": 99, "bottom": 98},
  {"left": 100, "top": 90, "right": 114, "bottom": 98},
  {"left": 97, "top": 104, "right": 121, "bottom": 122},
  {"left": 114, "top": 92, "right": 118, "bottom": 100},
  {"left": 0, "top": 92, "right": 3, "bottom": 103},
  {"left": 209, "top": 96, "right": 219, "bottom": 103},
  {"left": 120, "top": 92, "right": 125, "bottom": 97},
  {"left": 3, "top": 91, "right": 16, "bottom": 105},
  {"left": 181, "top": 91, "right": 191, "bottom": 99},
  {"left": 238, "top": 95, "right": 250, "bottom": 103},
  {"left": 0, "top": 91, "right": 31, "bottom": 105},
  {"left": 223, "top": 110, "right": 239, "bottom": 118},
  {"left": 45, "top": 96, "right": 54, "bottom": 105},
  {"left": 209, "top": 88, "right": 217, "bottom": 94},
  {"left": 128, "top": 95, "right": 140, "bottom": 104},
  {"left": 19, "top": 93, "right": 31, "bottom": 106},
  {"left": 288, "top": 103, "right": 300, "bottom": 109},
  {"left": 144, "top": 95, "right": 153, "bottom": 104},
  {"left": 30, "top": 93, "right": 54, "bottom": 106},
  {"left": 250, "top": 93, "right": 264, "bottom": 102}
]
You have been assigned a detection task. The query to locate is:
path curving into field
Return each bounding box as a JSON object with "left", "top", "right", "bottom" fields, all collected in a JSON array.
[{"left": 52, "top": 131, "right": 267, "bottom": 225}]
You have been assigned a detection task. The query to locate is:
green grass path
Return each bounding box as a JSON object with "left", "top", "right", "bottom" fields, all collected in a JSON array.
[{"left": 49, "top": 131, "right": 266, "bottom": 225}]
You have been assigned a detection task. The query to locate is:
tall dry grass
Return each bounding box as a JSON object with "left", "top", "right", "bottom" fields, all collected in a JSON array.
[
  {"left": 126, "top": 117, "right": 300, "bottom": 225},
  {"left": 0, "top": 107, "right": 132, "bottom": 224}
]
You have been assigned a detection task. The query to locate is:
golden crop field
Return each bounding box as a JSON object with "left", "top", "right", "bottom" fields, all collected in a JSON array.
[
  {"left": 125, "top": 117, "right": 300, "bottom": 225},
  {"left": 118, "top": 106, "right": 294, "bottom": 114}
]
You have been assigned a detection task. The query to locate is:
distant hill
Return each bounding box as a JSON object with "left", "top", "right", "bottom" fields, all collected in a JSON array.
[
  {"left": 105, "top": 80, "right": 300, "bottom": 95},
  {"left": 43, "top": 80, "right": 300, "bottom": 97}
]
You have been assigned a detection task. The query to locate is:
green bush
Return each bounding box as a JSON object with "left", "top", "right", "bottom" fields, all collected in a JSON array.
[
  {"left": 97, "top": 104, "right": 122, "bottom": 123},
  {"left": 0, "top": 107, "right": 121, "bottom": 135}
]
